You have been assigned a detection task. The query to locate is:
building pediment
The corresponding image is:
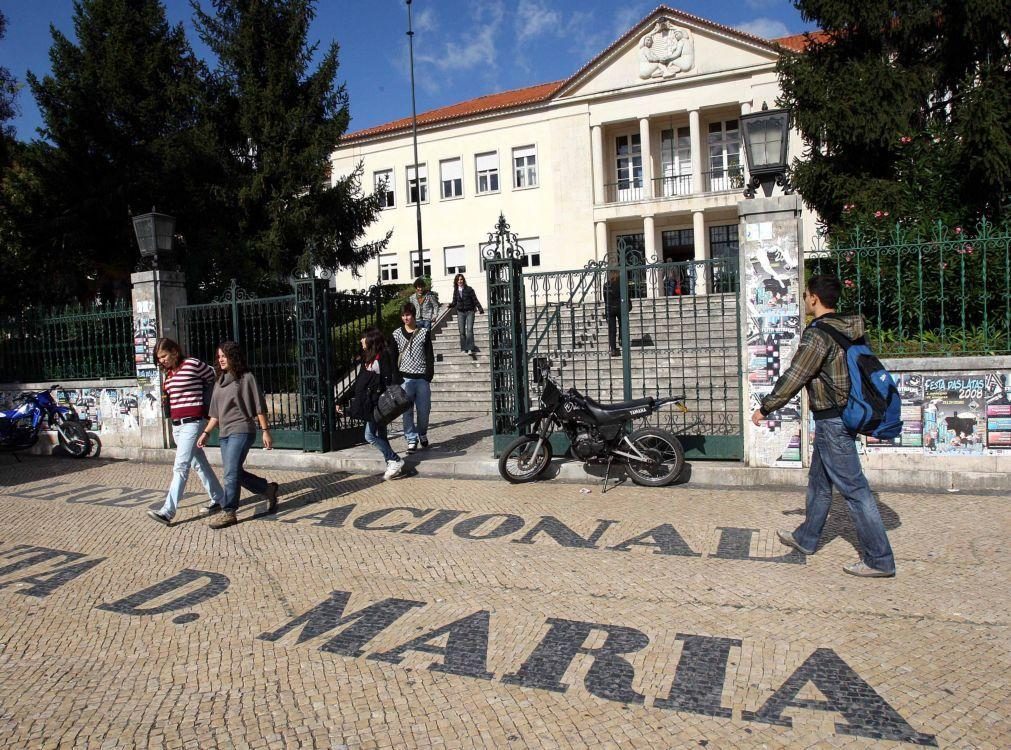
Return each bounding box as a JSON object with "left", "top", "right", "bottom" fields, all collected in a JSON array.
[{"left": 553, "top": 6, "right": 780, "bottom": 101}]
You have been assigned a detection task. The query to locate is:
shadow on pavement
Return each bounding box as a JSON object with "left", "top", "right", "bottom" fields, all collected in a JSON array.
[{"left": 783, "top": 492, "right": 901, "bottom": 554}]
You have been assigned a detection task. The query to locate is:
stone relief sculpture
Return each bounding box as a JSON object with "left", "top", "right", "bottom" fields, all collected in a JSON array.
[{"left": 638, "top": 19, "right": 694, "bottom": 79}]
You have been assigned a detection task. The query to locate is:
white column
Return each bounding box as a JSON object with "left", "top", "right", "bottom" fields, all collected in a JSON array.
[
  {"left": 643, "top": 215, "right": 656, "bottom": 262},
  {"left": 740, "top": 100, "right": 752, "bottom": 116},
  {"left": 595, "top": 221, "right": 608, "bottom": 263},
  {"left": 692, "top": 209, "right": 707, "bottom": 295},
  {"left": 639, "top": 117, "right": 652, "bottom": 199},
  {"left": 740, "top": 101, "right": 752, "bottom": 186},
  {"left": 591, "top": 125, "right": 604, "bottom": 204},
  {"left": 689, "top": 109, "right": 702, "bottom": 194}
]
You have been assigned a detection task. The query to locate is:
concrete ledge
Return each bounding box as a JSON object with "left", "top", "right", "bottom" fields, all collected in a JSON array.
[{"left": 84, "top": 444, "right": 1011, "bottom": 493}]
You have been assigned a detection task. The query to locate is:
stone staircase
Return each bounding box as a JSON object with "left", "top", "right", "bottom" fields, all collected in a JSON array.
[{"left": 429, "top": 308, "right": 494, "bottom": 417}]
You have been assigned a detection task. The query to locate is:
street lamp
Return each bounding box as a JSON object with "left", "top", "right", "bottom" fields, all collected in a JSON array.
[
  {"left": 131, "top": 210, "right": 176, "bottom": 269},
  {"left": 406, "top": 0, "right": 423, "bottom": 264},
  {"left": 740, "top": 104, "right": 793, "bottom": 198}
]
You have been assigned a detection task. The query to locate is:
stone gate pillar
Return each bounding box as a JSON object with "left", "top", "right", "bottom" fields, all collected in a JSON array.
[
  {"left": 130, "top": 269, "right": 187, "bottom": 449},
  {"left": 738, "top": 195, "right": 805, "bottom": 468}
]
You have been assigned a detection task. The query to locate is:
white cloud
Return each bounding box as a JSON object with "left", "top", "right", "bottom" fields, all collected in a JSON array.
[
  {"left": 516, "top": 0, "right": 562, "bottom": 44},
  {"left": 744, "top": 0, "right": 782, "bottom": 9},
  {"left": 413, "top": 6, "right": 437, "bottom": 34},
  {"left": 734, "top": 17, "right": 790, "bottom": 40},
  {"left": 611, "top": 4, "right": 653, "bottom": 42}
]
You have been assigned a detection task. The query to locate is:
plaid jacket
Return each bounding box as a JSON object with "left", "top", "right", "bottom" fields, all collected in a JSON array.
[{"left": 760, "top": 313, "right": 865, "bottom": 418}]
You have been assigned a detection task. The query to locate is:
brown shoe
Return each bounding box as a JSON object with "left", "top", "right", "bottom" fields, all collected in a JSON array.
[
  {"left": 209, "top": 510, "right": 237, "bottom": 529},
  {"left": 266, "top": 482, "right": 279, "bottom": 514}
]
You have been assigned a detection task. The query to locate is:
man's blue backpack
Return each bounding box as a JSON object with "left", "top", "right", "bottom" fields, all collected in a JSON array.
[{"left": 811, "top": 321, "right": 903, "bottom": 440}]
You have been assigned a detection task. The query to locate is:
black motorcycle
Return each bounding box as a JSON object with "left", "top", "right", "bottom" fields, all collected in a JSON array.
[{"left": 498, "top": 358, "right": 687, "bottom": 488}]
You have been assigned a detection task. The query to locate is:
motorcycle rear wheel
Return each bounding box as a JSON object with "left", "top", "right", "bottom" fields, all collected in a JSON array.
[
  {"left": 59, "top": 420, "right": 91, "bottom": 458},
  {"left": 498, "top": 435, "right": 553, "bottom": 483},
  {"left": 625, "top": 428, "right": 685, "bottom": 487}
]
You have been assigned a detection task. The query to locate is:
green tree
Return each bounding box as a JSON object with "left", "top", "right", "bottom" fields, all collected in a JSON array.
[
  {"left": 778, "top": 0, "right": 1011, "bottom": 237},
  {"left": 4, "top": 0, "right": 211, "bottom": 308},
  {"left": 192, "top": 0, "right": 388, "bottom": 290},
  {"left": 0, "top": 10, "right": 18, "bottom": 165}
]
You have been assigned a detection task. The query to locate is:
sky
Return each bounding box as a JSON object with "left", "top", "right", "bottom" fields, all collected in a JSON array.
[{"left": 0, "top": 0, "right": 816, "bottom": 142}]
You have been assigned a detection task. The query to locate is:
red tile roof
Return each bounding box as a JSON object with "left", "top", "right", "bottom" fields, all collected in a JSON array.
[
  {"left": 773, "top": 31, "right": 831, "bottom": 52},
  {"left": 341, "top": 4, "right": 822, "bottom": 145},
  {"left": 344, "top": 80, "right": 564, "bottom": 142}
]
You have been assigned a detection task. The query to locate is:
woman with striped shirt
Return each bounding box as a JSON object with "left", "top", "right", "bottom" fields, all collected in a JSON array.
[{"left": 147, "top": 338, "right": 224, "bottom": 526}]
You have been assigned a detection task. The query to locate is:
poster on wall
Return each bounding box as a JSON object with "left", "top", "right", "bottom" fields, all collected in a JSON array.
[
  {"left": 865, "top": 374, "right": 924, "bottom": 452},
  {"left": 745, "top": 217, "right": 803, "bottom": 467},
  {"left": 985, "top": 372, "right": 1011, "bottom": 450},
  {"left": 922, "top": 374, "right": 987, "bottom": 455}
]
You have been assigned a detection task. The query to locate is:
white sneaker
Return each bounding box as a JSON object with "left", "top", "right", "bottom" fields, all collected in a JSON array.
[{"left": 384, "top": 458, "right": 405, "bottom": 480}]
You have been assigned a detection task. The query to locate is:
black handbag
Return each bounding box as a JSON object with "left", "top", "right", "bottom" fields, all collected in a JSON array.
[{"left": 372, "top": 384, "right": 412, "bottom": 426}]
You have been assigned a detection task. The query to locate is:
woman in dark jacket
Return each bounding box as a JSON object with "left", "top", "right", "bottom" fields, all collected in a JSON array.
[
  {"left": 448, "top": 273, "right": 485, "bottom": 354},
  {"left": 344, "top": 327, "right": 405, "bottom": 480}
]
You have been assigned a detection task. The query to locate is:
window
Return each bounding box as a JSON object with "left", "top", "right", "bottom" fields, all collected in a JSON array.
[
  {"left": 475, "top": 152, "right": 499, "bottom": 194},
  {"left": 706, "top": 120, "right": 742, "bottom": 191},
  {"left": 379, "top": 253, "right": 399, "bottom": 282},
  {"left": 374, "top": 169, "right": 394, "bottom": 208},
  {"left": 407, "top": 163, "right": 428, "bottom": 205},
  {"left": 411, "top": 249, "right": 431, "bottom": 278},
  {"left": 518, "top": 237, "right": 541, "bottom": 268},
  {"left": 513, "top": 145, "right": 537, "bottom": 188},
  {"left": 659, "top": 127, "right": 692, "bottom": 196},
  {"left": 614, "top": 134, "right": 643, "bottom": 201},
  {"left": 444, "top": 245, "right": 467, "bottom": 275},
  {"left": 709, "top": 224, "right": 740, "bottom": 293},
  {"left": 440, "top": 158, "right": 463, "bottom": 199}
]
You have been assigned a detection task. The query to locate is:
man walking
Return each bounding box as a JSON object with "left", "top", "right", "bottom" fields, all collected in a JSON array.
[
  {"left": 751, "top": 274, "right": 896, "bottom": 578},
  {"left": 393, "top": 302, "right": 435, "bottom": 453},
  {"left": 412, "top": 278, "right": 439, "bottom": 329}
]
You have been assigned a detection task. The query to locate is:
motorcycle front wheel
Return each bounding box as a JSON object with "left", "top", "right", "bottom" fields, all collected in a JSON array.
[
  {"left": 624, "top": 428, "right": 685, "bottom": 487},
  {"left": 58, "top": 420, "right": 91, "bottom": 458},
  {"left": 498, "top": 435, "right": 553, "bottom": 483}
]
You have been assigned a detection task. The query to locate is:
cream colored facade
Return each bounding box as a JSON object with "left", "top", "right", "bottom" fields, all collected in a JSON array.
[{"left": 331, "top": 7, "right": 817, "bottom": 302}]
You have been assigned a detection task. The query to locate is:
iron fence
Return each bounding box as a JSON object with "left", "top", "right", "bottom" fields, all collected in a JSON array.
[
  {"left": 521, "top": 254, "right": 744, "bottom": 459},
  {"left": 702, "top": 167, "right": 745, "bottom": 193},
  {"left": 805, "top": 220, "right": 1011, "bottom": 356},
  {"left": 0, "top": 300, "right": 133, "bottom": 382},
  {"left": 177, "top": 282, "right": 302, "bottom": 448},
  {"left": 652, "top": 174, "right": 694, "bottom": 198}
]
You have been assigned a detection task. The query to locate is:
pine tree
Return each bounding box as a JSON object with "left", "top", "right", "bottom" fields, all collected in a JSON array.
[
  {"left": 8, "top": 0, "right": 210, "bottom": 305},
  {"left": 0, "top": 10, "right": 18, "bottom": 165},
  {"left": 193, "top": 0, "right": 389, "bottom": 287},
  {"left": 778, "top": 0, "right": 1011, "bottom": 236}
]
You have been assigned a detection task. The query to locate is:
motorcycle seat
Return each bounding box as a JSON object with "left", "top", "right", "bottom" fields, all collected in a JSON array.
[{"left": 582, "top": 395, "right": 654, "bottom": 425}]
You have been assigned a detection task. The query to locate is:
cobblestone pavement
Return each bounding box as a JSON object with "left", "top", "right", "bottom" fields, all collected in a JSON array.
[{"left": 1, "top": 456, "right": 1008, "bottom": 750}]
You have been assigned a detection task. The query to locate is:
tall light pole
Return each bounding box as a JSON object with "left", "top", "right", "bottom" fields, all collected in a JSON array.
[{"left": 406, "top": 0, "right": 423, "bottom": 273}]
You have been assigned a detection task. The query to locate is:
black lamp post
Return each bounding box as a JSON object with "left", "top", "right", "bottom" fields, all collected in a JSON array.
[
  {"left": 406, "top": 0, "right": 423, "bottom": 267},
  {"left": 740, "top": 104, "right": 793, "bottom": 198},
  {"left": 131, "top": 210, "right": 176, "bottom": 270}
]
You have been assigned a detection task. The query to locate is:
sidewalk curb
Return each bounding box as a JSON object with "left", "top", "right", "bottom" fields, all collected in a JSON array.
[{"left": 82, "top": 445, "right": 1011, "bottom": 493}]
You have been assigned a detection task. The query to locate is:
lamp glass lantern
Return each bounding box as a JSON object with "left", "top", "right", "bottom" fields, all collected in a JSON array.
[
  {"left": 131, "top": 211, "right": 176, "bottom": 260},
  {"left": 740, "top": 108, "right": 790, "bottom": 176}
]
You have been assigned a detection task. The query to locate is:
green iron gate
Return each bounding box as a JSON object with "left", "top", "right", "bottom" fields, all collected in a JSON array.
[
  {"left": 489, "top": 228, "right": 745, "bottom": 460},
  {"left": 176, "top": 278, "right": 384, "bottom": 452}
]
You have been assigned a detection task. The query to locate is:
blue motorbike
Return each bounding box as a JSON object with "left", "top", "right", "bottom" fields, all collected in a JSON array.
[{"left": 0, "top": 386, "right": 92, "bottom": 459}]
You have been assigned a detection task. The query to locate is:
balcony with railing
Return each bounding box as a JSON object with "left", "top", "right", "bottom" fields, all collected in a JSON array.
[
  {"left": 702, "top": 167, "right": 745, "bottom": 193},
  {"left": 600, "top": 169, "right": 745, "bottom": 206}
]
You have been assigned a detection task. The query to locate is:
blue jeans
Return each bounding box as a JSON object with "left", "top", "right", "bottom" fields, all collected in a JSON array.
[
  {"left": 417, "top": 320, "right": 431, "bottom": 330},
  {"left": 218, "top": 432, "right": 268, "bottom": 513},
  {"left": 160, "top": 419, "right": 223, "bottom": 520},
  {"left": 401, "top": 378, "right": 431, "bottom": 444},
  {"left": 794, "top": 417, "right": 896, "bottom": 573},
  {"left": 364, "top": 420, "right": 399, "bottom": 462},
  {"left": 458, "top": 310, "right": 475, "bottom": 351}
]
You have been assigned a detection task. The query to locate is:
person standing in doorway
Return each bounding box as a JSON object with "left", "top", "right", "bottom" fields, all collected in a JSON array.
[
  {"left": 412, "top": 277, "right": 439, "bottom": 330},
  {"left": 603, "top": 270, "right": 632, "bottom": 357},
  {"left": 449, "top": 273, "right": 484, "bottom": 354},
  {"left": 197, "top": 341, "right": 279, "bottom": 529},
  {"left": 393, "top": 302, "right": 435, "bottom": 454},
  {"left": 147, "top": 338, "right": 223, "bottom": 526},
  {"left": 340, "top": 327, "right": 405, "bottom": 480},
  {"left": 751, "top": 274, "right": 896, "bottom": 578}
]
